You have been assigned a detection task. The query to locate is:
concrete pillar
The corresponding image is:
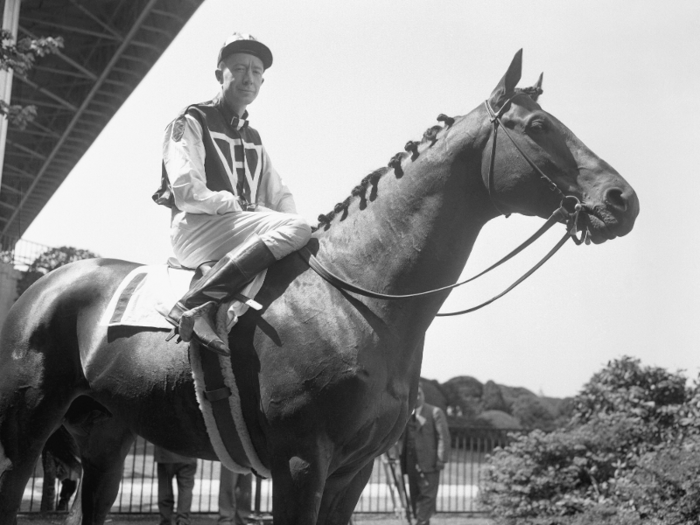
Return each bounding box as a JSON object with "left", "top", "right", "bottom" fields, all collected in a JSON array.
[{"left": 0, "top": 0, "right": 23, "bottom": 187}]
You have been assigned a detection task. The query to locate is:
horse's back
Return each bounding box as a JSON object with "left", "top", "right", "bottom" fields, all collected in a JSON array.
[
  {"left": 0, "top": 258, "right": 145, "bottom": 409},
  {"left": 1, "top": 258, "right": 140, "bottom": 359}
]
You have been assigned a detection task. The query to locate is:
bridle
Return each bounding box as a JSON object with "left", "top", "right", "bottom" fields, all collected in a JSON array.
[
  {"left": 484, "top": 92, "right": 569, "bottom": 216},
  {"left": 298, "top": 94, "right": 590, "bottom": 316}
]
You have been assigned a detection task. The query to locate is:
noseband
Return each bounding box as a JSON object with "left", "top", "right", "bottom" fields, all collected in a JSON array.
[{"left": 298, "top": 96, "right": 590, "bottom": 316}]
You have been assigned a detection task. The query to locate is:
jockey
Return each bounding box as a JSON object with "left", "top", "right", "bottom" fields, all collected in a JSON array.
[{"left": 153, "top": 33, "right": 311, "bottom": 356}]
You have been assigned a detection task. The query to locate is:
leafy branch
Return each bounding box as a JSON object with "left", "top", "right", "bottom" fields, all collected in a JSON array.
[{"left": 0, "top": 29, "right": 63, "bottom": 129}]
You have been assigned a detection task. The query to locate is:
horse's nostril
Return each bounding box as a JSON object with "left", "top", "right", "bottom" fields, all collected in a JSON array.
[{"left": 605, "top": 188, "right": 627, "bottom": 211}]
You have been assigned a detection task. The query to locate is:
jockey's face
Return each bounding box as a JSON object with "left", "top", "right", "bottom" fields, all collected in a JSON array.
[{"left": 216, "top": 52, "right": 265, "bottom": 116}]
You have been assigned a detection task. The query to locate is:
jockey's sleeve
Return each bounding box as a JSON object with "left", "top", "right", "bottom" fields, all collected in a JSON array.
[
  {"left": 257, "top": 146, "right": 298, "bottom": 214},
  {"left": 163, "top": 115, "right": 243, "bottom": 215}
]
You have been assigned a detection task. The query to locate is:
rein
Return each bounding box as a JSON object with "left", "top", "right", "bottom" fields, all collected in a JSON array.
[{"left": 299, "top": 97, "right": 589, "bottom": 316}]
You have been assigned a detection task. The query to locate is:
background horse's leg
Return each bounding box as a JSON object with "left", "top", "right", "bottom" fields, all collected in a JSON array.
[
  {"left": 0, "top": 394, "right": 74, "bottom": 524},
  {"left": 316, "top": 461, "right": 374, "bottom": 525},
  {"left": 65, "top": 405, "right": 135, "bottom": 525},
  {"left": 0, "top": 328, "right": 83, "bottom": 525},
  {"left": 0, "top": 433, "right": 42, "bottom": 525},
  {"left": 0, "top": 401, "right": 50, "bottom": 525}
]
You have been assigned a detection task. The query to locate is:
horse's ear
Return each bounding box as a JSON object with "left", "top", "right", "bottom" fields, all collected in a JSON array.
[
  {"left": 488, "top": 49, "right": 522, "bottom": 111},
  {"left": 529, "top": 72, "right": 543, "bottom": 102}
]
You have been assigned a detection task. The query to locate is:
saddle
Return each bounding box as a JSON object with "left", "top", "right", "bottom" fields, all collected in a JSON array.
[
  {"left": 102, "top": 263, "right": 265, "bottom": 331},
  {"left": 101, "top": 263, "right": 270, "bottom": 477}
]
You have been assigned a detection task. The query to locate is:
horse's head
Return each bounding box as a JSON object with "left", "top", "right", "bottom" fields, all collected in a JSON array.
[{"left": 482, "top": 50, "right": 639, "bottom": 244}]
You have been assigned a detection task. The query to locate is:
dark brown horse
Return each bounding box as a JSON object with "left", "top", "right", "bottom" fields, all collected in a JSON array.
[{"left": 0, "top": 51, "right": 638, "bottom": 525}]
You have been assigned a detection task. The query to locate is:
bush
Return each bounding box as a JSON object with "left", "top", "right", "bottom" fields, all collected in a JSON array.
[
  {"left": 479, "top": 357, "right": 700, "bottom": 524},
  {"left": 480, "top": 415, "right": 649, "bottom": 520},
  {"left": 574, "top": 356, "right": 687, "bottom": 431},
  {"left": 616, "top": 437, "right": 700, "bottom": 524}
]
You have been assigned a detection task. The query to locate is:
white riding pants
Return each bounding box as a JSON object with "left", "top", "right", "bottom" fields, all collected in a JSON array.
[{"left": 170, "top": 209, "right": 311, "bottom": 269}]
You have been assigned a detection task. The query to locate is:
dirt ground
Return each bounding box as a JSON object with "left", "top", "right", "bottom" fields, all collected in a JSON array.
[{"left": 17, "top": 512, "right": 494, "bottom": 525}]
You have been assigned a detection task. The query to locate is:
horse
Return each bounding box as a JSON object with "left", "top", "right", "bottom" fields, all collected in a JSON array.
[{"left": 0, "top": 50, "right": 639, "bottom": 525}]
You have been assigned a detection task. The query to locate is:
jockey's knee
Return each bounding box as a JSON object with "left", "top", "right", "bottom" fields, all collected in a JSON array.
[
  {"left": 290, "top": 216, "right": 312, "bottom": 249},
  {"left": 261, "top": 214, "right": 312, "bottom": 260}
]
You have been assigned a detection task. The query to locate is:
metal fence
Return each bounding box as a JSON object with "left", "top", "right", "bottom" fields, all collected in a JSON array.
[
  {"left": 20, "top": 427, "right": 518, "bottom": 515},
  {"left": 0, "top": 234, "right": 51, "bottom": 271}
]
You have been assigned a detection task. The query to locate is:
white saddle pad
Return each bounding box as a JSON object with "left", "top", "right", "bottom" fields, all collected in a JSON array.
[{"left": 102, "top": 264, "right": 266, "bottom": 331}]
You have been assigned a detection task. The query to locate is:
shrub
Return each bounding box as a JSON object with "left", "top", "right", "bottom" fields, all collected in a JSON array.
[
  {"left": 617, "top": 437, "right": 700, "bottom": 524},
  {"left": 479, "top": 357, "right": 700, "bottom": 524},
  {"left": 479, "top": 414, "right": 651, "bottom": 520}
]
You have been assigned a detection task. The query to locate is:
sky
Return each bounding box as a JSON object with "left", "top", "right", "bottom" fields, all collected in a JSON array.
[{"left": 22, "top": 0, "right": 700, "bottom": 398}]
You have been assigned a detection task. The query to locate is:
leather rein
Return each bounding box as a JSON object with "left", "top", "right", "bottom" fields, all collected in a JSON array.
[{"left": 299, "top": 95, "right": 589, "bottom": 317}]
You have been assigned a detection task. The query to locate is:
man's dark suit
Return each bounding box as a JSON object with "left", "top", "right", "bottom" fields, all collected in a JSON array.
[{"left": 401, "top": 400, "right": 451, "bottom": 525}]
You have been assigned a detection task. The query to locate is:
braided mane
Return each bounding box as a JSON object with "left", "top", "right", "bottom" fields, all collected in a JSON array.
[
  {"left": 314, "top": 116, "right": 454, "bottom": 232},
  {"left": 313, "top": 86, "right": 544, "bottom": 232}
]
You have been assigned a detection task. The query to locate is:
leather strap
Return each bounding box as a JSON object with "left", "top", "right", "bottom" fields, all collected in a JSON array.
[
  {"left": 299, "top": 201, "right": 576, "bottom": 316},
  {"left": 483, "top": 95, "right": 567, "bottom": 217},
  {"left": 298, "top": 95, "right": 588, "bottom": 316},
  {"left": 204, "top": 386, "right": 232, "bottom": 402}
]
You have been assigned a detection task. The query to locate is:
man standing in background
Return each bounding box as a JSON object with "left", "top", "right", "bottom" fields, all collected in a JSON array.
[
  {"left": 154, "top": 445, "right": 197, "bottom": 525},
  {"left": 218, "top": 466, "right": 251, "bottom": 525},
  {"left": 401, "top": 384, "right": 451, "bottom": 525}
]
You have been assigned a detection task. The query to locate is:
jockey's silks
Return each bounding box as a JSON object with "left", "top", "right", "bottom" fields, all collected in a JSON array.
[
  {"left": 153, "top": 94, "right": 286, "bottom": 213},
  {"left": 153, "top": 93, "right": 306, "bottom": 269}
]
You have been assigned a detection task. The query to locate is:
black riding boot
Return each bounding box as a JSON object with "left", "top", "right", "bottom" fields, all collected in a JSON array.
[{"left": 167, "top": 235, "right": 276, "bottom": 355}]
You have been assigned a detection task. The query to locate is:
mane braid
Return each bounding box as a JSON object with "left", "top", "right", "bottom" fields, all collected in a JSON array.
[
  {"left": 314, "top": 114, "right": 455, "bottom": 232},
  {"left": 315, "top": 166, "right": 390, "bottom": 231}
]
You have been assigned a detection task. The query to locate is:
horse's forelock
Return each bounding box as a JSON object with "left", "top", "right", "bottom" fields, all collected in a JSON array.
[{"left": 516, "top": 86, "right": 544, "bottom": 101}]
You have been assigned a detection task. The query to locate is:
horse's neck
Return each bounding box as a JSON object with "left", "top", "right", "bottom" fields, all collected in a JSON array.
[{"left": 317, "top": 107, "right": 495, "bottom": 329}]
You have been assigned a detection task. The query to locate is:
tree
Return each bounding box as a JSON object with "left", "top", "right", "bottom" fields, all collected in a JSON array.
[
  {"left": 442, "top": 376, "right": 484, "bottom": 419},
  {"left": 574, "top": 356, "right": 687, "bottom": 430},
  {"left": 1, "top": 29, "right": 63, "bottom": 129},
  {"left": 17, "top": 246, "right": 99, "bottom": 296},
  {"left": 482, "top": 380, "right": 509, "bottom": 413}
]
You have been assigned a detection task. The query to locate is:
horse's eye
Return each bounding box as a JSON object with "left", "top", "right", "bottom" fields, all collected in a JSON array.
[{"left": 527, "top": 119, "right": 547, "bottom": 133}]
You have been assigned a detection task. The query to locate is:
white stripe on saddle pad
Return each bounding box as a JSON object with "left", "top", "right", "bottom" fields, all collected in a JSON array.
[{"left": 102, "top": 265, "right": 266, "bottom": 331}]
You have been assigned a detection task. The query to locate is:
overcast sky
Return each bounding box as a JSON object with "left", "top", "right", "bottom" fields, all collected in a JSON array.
[{"left": 23, "top": 0, "right": 700, "bottom": 398}]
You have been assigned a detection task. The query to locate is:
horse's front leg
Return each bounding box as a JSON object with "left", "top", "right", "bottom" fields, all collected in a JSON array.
[
  {"left": 269, "top": 435, "right": 332, "bottom": 525},
  {"left": 317, "top": 460, "right": 374, "bottom": 525}
]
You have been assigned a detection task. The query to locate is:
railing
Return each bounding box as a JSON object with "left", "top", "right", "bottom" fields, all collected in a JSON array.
[
  {"left": 20, "top": 427, "right": 519, "bottom": 515},
  {"left": 0, "top": 234, "right": 51, "bottom": 271}
]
